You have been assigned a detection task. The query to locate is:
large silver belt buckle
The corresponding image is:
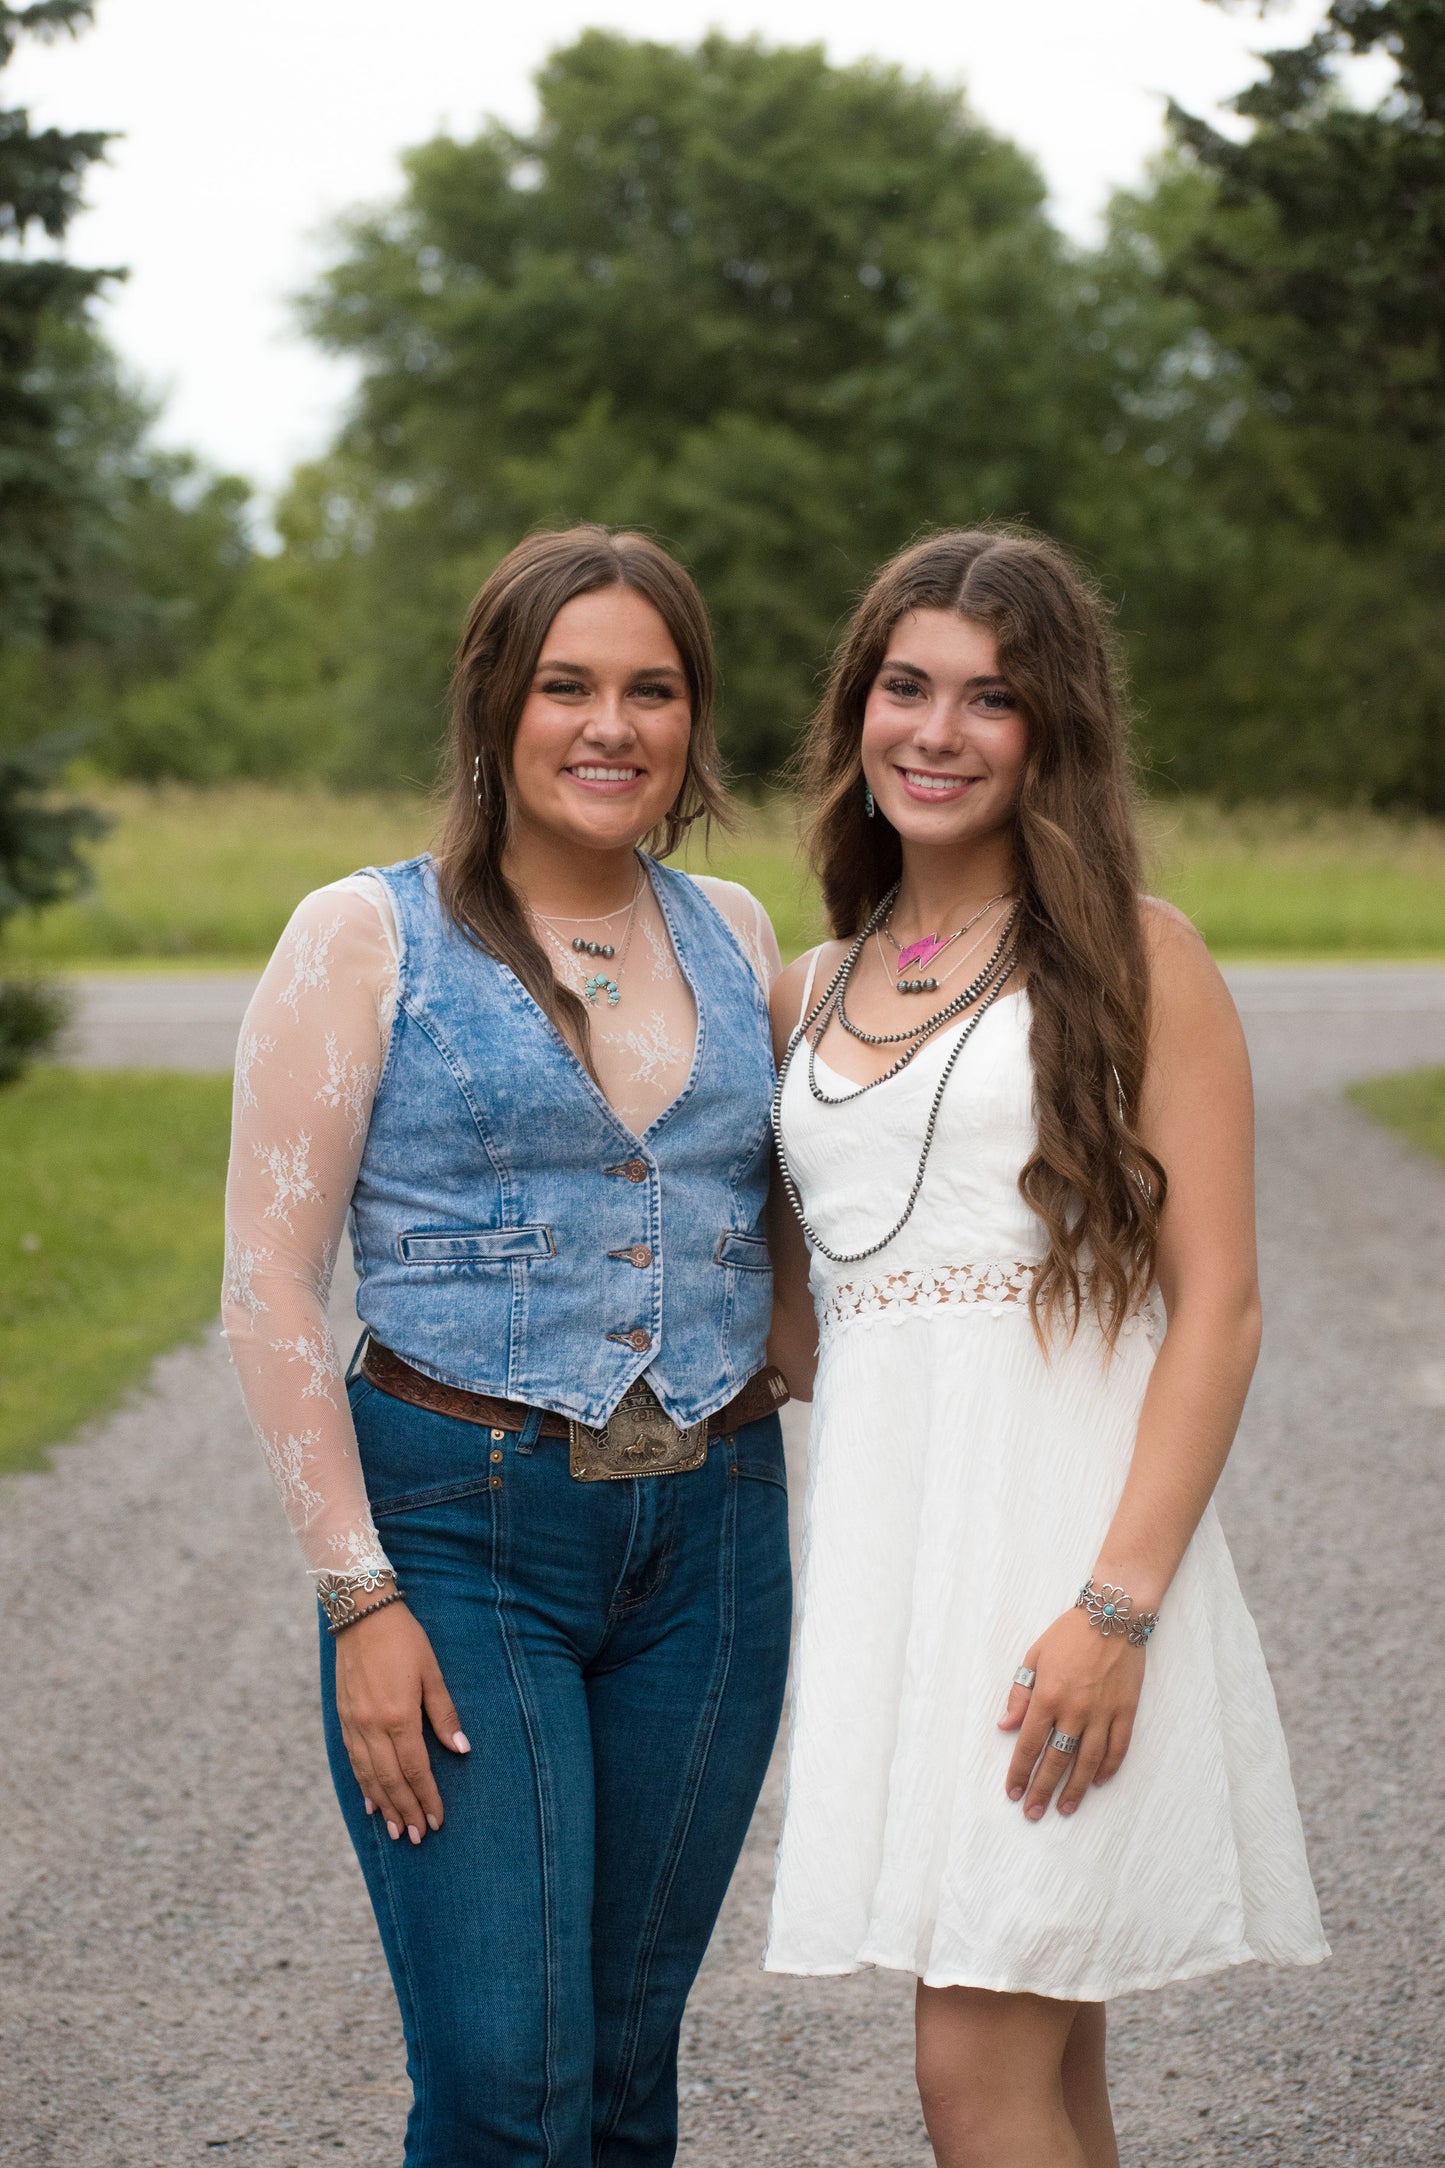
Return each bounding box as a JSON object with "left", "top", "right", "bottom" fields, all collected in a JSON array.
[{"left": 568, "top": 1377, "right": 708, "bottom": 1483}]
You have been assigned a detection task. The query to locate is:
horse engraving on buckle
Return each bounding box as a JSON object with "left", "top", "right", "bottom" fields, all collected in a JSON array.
[{"left": 568, "top": 1376, "right": 709, "bottom": 1483}]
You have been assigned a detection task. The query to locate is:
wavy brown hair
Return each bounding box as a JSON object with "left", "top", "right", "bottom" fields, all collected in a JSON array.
[
  {"left": 434, "top": 526, "right": 731, "bottom": 1058},
  {"left": 802, "top": 525, "right": 1165, "bottom": 1342}
]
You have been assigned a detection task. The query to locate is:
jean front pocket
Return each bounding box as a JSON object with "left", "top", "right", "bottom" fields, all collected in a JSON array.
[
  {"left": 730, "top": 1411, "right": 788, "bottom": 1494},
  {"left": 349, "top": 1375, "right": 502, "bottom": 1519}
]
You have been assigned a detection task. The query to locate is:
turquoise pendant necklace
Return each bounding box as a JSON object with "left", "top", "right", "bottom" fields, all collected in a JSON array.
[{"left": 536, "top": 868, "right": 645, "bottom": 1007}]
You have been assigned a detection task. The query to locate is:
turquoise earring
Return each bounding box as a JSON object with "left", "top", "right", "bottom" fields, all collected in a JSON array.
[{"left": 864, "top": 781, "right": 875, "bottom": 819}]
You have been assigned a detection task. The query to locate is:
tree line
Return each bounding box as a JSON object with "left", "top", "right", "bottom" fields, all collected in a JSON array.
[{"left": 3, "top": 0, "right": 1443, "bottom": 817}]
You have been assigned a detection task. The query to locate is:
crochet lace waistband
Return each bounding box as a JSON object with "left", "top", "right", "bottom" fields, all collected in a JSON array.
[
  {"left": 816, "top": 1260, "right": 1161, "bottom": 1343},
  {"left": 817, "top": 1261, "right": 1040, "bottom": 1333}
]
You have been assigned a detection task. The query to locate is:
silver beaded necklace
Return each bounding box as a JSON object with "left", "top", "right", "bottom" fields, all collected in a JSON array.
[{"left": 770, "top": 886, "right": 1020, "bottom": 1266}]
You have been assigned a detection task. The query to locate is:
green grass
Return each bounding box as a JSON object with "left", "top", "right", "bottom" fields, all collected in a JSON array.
[
  {"left": 0, "top": 1068, "right": 233, "bottom": 1472},
  {"left": 1143, "top": 800, "right": 1445, "bottom": 958},
  {"left": 5, "top": 783, "right": 1445, "bottom": 969},
  {"left": 1347, "top": 1067, "right": 1445, "bottom": 1169},
  {"left": 4, "top": 783, "right": 437, "bottom": 966}
]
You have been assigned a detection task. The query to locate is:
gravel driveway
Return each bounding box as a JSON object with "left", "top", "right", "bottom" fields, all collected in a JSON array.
[{"left": 6, "top": 968, "right": 1443, "bottom": 2165}]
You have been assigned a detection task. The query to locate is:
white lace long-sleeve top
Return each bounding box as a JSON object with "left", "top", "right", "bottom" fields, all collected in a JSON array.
[{"left": 222, "top": 868, "right": 781, "bottom": 1585}]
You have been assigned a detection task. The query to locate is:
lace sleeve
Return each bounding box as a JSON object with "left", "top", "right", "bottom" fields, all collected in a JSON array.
[
  {"left": 222, "top": 879, "right": 397, "bottom": 1586},
  {"left": 691, "top": 875, "right": 783, "bottom": 989}
]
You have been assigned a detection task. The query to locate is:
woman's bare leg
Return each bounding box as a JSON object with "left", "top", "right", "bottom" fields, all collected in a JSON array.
[
  {"left": 914, "top": 1983, "right": 1087, "bottom": 2168},
  {"left": 1061, "top": 2002, "right": 1118, "bottom": 2168}
]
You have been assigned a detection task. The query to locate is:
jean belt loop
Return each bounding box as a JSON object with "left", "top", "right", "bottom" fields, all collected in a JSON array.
[
  {"left": 516, "top": 1405, "right": 545, "bottom": 1455},
  {"left": 343, "top": 1330, "right": 370, "bottom": 1388}
]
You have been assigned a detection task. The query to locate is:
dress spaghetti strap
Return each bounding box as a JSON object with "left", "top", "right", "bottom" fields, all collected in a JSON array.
[{"left": 797, "top": 946, "right": 824, "bottom": 1031}]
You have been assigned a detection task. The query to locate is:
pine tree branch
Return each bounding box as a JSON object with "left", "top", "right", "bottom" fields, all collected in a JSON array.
[{"left": 0, "top": 5, "right": 96, "bottom": 71}]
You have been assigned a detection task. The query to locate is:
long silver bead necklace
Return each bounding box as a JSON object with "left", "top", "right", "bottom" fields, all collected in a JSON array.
[
  {"left": 825, "top": 903, "right": 1020, "bottom": 1070},
  {"left": 771, "top": 886, "right": 1020, "bottom": 1265}
]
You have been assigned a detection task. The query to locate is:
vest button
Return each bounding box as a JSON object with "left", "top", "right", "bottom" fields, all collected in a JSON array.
[
  {"left": 623, "top": 1159, "right": 648, "bottom": 1182},
  {"left": 631, "top": 1245, "right": 652, "bottom": 1268},
  {"left": 627, "top": 1328, "right": 652, "bottom": 1352}
]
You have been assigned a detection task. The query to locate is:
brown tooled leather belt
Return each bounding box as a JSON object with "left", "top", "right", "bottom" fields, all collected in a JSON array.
[{"left": 360, "top": 1338, "right": 789, "bottom": 1482}]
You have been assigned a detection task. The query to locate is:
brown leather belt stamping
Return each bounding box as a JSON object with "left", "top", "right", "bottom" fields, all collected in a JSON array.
[{"left": 359, "top": 1339, "right": 789, "bottom": 1483}]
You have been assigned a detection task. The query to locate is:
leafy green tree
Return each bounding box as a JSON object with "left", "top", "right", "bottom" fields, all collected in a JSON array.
[
  {"left": 0, "top": 332, "right": 257, "bottom": 765},
  {"left": 1141, "top": 0, "right": 1445, "bottom": 806},
  {"left": 303, "top": 31, "right": 1106, "bottom": 778}
]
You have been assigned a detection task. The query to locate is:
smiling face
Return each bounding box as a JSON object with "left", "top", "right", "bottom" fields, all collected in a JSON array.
[
  {"left": 508, "top": 586, "right": 694, "bottom": 854},
  {"left": 859, "top": 609, "right": 1029, "bottom": 852}
]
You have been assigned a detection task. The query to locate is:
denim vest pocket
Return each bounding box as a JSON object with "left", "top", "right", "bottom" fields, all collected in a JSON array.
[
  {"left": 714, "top": 1230, "right": 769, "bottom": 1271},
  {"left": 397, "top": 1225, "right": 555, "bottom": 1268}
]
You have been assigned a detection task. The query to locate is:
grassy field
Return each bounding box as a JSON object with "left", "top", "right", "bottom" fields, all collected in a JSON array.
[
  {"left": 5, "top": 783, "right": 1445, "bottom": 969},
  {"left": 1348, "top": 1068, "right": 1445, "bottom": 1169},
  {"left": 0, "top": 1069, "right": 233, "bottom": 1473}
]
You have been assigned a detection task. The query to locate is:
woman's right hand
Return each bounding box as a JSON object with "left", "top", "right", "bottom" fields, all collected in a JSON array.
[{"left": 333, "top": 1601, "right": 470, "bottom": 1843}]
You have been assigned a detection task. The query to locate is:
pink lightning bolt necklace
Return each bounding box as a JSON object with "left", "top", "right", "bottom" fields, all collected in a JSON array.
[{"left": 881, "top": 891, "right": 1014, "bottom": 994}]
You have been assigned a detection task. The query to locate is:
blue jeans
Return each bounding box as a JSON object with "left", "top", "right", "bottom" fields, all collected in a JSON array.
[{"left": 320, "top": 1377, "right": 792, "bottom": 2167}]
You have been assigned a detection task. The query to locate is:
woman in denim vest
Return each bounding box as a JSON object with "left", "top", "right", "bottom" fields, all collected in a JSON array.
[{"left": 223, "top": 527, "right": 793, "bottom": 2166}]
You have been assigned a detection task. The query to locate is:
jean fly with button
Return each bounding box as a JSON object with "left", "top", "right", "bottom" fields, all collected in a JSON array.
[{"left": 321, "top": 1375, "right": 793, "bottom": 2168}]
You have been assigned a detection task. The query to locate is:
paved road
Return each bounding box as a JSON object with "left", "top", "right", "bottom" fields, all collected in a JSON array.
[
  {"left": 7, "top": 968, "right": 1443, "bottom": 2164},
  {"left": 59, "top": 973, "right": 258, "bottom": 1072}
]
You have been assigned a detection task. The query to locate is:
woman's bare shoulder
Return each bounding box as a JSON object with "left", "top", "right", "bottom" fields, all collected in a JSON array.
[
  {"left": 1139, "top": 894, "right": 1239, "bottom": 1037},
  {"left": 770, "top": 940, "right": 847, "bottom": 1030}
]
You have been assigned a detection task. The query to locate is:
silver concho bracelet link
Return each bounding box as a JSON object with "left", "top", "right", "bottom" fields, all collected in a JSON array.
[{"left": 1076, "top": 1578, "right": 1159, "bottom": 1647}]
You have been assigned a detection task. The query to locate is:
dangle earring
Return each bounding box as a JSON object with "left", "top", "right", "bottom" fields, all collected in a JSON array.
[
  {"left": 473, "top": 752, "right": 485, "bottom": 811},
  {"left": 863, "top": 779, "right": 876, "bottom": 819}
]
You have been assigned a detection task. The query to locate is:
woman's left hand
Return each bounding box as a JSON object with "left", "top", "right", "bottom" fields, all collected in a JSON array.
[{"left": 998, "top": 1607, "right": 1145, "bottom": 1819}]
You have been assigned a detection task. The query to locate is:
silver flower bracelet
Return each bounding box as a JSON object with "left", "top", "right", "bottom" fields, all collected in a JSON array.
[
  {"left": 317, "top": 1568, "right": 398, "bottom": 1631},
  {"left": 1076, "top": 1578, "right": 1159, "bottom": 1647}
]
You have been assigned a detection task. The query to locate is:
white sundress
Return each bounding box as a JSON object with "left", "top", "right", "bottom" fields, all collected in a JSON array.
[{"left": 763, "top": 976, "right": 1328, "bottom": 2000}]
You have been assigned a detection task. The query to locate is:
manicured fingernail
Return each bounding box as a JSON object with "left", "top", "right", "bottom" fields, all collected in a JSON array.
[
  {"left": 364, "top": 1797, "right": 374, "bottom": 1816},
  {"left": 453, "top": 1731, "right": 470, "bottom": 1753},
  {"left": 386, "top": 1821, "right": 400, "bottom": 1840},
  {"left": 408, "top": 1825, "right": 422, "bottom": 1846},
  {"left": 426, "top": 1814, "right": 440, "bottom": 1833},
  {"left": 1008, "top": 1785, "right": 1024, "bottom": 1801}
]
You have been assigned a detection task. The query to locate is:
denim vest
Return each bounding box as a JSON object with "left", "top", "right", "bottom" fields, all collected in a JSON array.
[{"left": 348, "top": 854, "right": 776, "bottom": 1426}]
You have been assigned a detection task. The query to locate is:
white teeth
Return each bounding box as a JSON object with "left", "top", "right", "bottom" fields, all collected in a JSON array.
[
  {"left": 903, "top": 771, "right": 974, "bottom": 792},
  {"left": 571, "top": 766, "right": 639, "bottom": 782}
]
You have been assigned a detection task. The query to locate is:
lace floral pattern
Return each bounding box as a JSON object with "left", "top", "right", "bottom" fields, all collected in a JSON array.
[
  {"left": 817, "top": 1260, "right": 1161, "bottom": 1346},
  {"left": 600, "top": 1008, "right": 691, "bottom": 1096},
  {"left": 224, "top": 880, "right": 398, "bottom": 1586},
  {"left": 224, "top": 867, "right": 779, "bottom": 1589},
  {"left": 818, "top": 1261, "right": 1041, "bottom": 1335}
]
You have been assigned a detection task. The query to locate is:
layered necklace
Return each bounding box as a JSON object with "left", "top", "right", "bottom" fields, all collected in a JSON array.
[
  {"left": 533, "top": 867, "right": 646, "bottom": 1007},
  {"left": 770, "top": 883, "right": 1020, "bottom": 1266},
  {"left": 880, "top": 890, "right": 1014, "bottom": 993}
]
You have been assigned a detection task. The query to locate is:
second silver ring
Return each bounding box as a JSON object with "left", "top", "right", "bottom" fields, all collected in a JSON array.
[{"left": 1048, "top": 1729, "right": 1081, "bottom": 1754}]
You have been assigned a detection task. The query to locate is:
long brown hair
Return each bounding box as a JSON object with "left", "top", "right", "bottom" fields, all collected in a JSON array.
[
  {"left": 434, "top": 526, "right": 731, "bottom": 1055},
  {"left": 801, "top": 525, "right": 1166, "bottom": 1342}
]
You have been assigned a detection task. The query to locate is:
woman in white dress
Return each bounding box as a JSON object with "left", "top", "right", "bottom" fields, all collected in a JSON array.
[{"left": 763, "top": 528, "right": 1326, "bottom": 2166}]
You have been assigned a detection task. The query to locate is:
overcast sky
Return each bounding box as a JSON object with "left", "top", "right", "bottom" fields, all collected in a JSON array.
[{"left": 11, "top": 0, "right": 1354, "bottom": 493}]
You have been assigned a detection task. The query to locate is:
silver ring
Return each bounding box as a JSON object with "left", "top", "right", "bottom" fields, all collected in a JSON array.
[
  {"left": 1013, "top": 1666, "right": 1036, "bottom": 1690},
  {"left": 1048, "top": 1730, "right": 1081, "bottom": 1755}
]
